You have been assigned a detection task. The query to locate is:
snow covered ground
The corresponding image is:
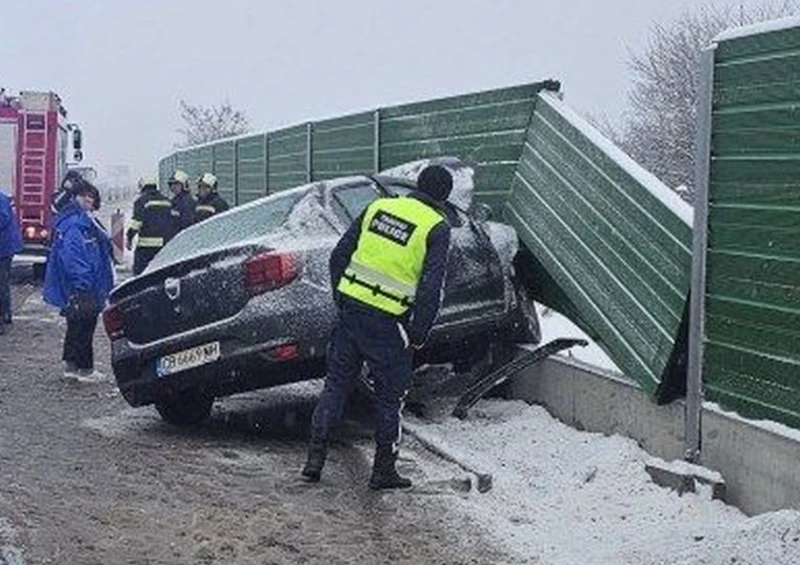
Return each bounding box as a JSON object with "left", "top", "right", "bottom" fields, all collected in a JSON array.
[
  {"left": 406, "top": 396, "right": 800, "bottom": 565},
  {"left": 392, "top": 304, "right": 800, "bottom": 564},
  {"left": 394, "top": 307, "right": 800, "bottom": 564},
  {"left": 536, "top": 306, "right": 618, "bottom": 374}
]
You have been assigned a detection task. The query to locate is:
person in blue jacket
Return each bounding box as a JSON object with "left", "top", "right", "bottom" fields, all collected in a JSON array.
[
  {"left": 43, "top": 178, "right": 114, "bottom": 381},
  {"left": 0, "top": 190, "right": 23, "bottom": 335}
]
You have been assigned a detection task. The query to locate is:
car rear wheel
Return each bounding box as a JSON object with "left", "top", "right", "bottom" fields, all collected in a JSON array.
[{"left": 154, "top": 389, "right": 214, "bottom": 425}]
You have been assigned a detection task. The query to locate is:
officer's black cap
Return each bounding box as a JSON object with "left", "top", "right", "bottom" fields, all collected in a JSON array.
[{"left": 417, "top": 165, "right": 453, "bottom": 202}]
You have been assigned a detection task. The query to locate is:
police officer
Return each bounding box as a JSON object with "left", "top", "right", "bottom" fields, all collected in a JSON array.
[
  {"left": 194, "top": 173, "right": 229, "bottom": 223},
  {"left": 168, "top": 169, "right": 195, "bottom": 234},
  {"left": 302, "top": 165, "right": 453, "bottom": 489},
  {"left": 126, "top": 176, "right": 173, "bottom": 275}
]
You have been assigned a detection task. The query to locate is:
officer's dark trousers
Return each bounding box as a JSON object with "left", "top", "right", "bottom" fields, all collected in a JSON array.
[
  {"left": 0, "top": 257, "right": 11, "bottom": 323},
  {"left": 133, "top": 248, "right": 160, "bottom": 275},
  {"left": 63, "top": 314, "right": 98, "bottom": 370},
  {"left": 311, "top": 301, "right": 413, "bottom": 452}
]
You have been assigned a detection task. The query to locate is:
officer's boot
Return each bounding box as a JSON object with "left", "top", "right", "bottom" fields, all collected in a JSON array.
[
  {"left": 301, "top": 439, "right": 327, "bottom": 482},
  {"left": 368, "top": 446, "right": 412, "bottom": 490}
]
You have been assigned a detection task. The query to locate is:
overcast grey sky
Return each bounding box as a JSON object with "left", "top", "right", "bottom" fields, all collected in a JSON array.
[{"left": 1, "top": 0, "right": 775, "bottom": 178}]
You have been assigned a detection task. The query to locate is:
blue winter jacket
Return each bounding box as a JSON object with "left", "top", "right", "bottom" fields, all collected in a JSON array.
[
  {"left": 0, "top": 191, "right": 23, "bottom": 260},
  {"left": 43, "top": 201, "right": 114, "bottom": 310}
]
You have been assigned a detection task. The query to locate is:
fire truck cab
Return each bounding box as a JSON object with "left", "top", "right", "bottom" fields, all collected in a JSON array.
[{"left": 0, "top": 89, "right": 83, "bottom": 263}]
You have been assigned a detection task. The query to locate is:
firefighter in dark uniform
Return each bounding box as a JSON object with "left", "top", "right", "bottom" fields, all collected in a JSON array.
[
  {"left": 302, "top": 165, "right": 453, "bottom": 489},
  {"left": 167, "top": 169, "right": 195, "bottom": 234},
  {"left": 194, "top": 173, "right": 229, "bottom": 223},
  {"left": 126, "top": 176, "right": 173, "bottom": 275}
]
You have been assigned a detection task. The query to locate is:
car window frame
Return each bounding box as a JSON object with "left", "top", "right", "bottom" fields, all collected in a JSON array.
[
  {"left": 285, "top": 184, "right": 343, "bottom": 236},
  {"left": 329, "top": 180, "right": 382, "bottom": 226}
]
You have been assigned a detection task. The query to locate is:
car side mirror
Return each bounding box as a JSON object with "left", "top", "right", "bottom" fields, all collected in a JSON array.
[{"left": 472, "top": 202, "right": 493, "bottom": 223}]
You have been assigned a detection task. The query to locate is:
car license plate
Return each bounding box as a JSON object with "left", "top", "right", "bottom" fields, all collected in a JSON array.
[{"left": 156, "top": 341, "right": 221, "bottom": 377}]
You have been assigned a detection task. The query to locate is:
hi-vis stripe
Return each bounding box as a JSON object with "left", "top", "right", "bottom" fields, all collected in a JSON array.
[
  {"left": 137, "top": 236, "right": 164, "bottom": 248},
  {"left": 144, "top": 200, "right": 171, "bottom": 209},
  {"left": 196, "top": 205, "right": 216, "bottom": 213},
  {"left": 129, "top": 219, "right": 142, "bottom": 230},
  {"left": 345, "top": 261, "right": 417, "bottom": 299}
]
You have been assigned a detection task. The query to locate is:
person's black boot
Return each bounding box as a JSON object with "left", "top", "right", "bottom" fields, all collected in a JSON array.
[
  {"left": 369, "top": 447, "right": 412, "bottom": 490},
  {"left": 301, "top": 439, "right": 327, "bottom": 482}
]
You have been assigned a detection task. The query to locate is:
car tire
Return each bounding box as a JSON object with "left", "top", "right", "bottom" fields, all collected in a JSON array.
[{"left": 154, "top": 389, "right": 214, "bottom": 425}]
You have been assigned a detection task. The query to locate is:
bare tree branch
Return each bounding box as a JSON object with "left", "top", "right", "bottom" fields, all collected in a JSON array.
[
  {"left": 176, "top": 100, "right": 250, "bottom": 147},
  {"left": 611, "top": 1, "right": 798, "bottom": 202}
]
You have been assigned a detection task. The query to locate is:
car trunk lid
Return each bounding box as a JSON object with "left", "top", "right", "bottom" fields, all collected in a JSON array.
[{"left": 111, "top": 244, "right": 262, "bottom": 345}]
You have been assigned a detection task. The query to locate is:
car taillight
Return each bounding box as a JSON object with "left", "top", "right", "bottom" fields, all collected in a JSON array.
[
  {"left": 262, "top": 343, "right": 298, "bottom": 362},
  {"left": 102, "top": 304, "right": 124, "bottom": 339},
  {"left": 244, "top": 251, "right": 298, "bottom": 295}
]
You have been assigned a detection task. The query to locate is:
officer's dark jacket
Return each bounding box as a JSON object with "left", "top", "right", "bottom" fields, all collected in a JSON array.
[
  {"left": 171, "top": 190, "right": 196, "bottom": 234},
  {"left": 126, "top": 187, "right": 174, "bottom": 249},
  {"left": 330, "top": 190, "right": 451, "bottom": 346},
  {"left": 194, "top": 192, "right": 229, "bottom": 224}
]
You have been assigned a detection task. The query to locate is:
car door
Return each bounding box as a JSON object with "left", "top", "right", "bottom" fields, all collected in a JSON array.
[{"left": 435, "top": 207, "right": 508, "bottom": 328}]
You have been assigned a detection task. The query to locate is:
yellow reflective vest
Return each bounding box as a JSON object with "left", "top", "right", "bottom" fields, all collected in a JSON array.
[{"left": 337, "top": 196, "right": 445, "bottom": 316}]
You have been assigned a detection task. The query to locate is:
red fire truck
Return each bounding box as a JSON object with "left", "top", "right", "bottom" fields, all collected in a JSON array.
[{"left": 0, "top": 89, "right": 83, "bottom": 266}]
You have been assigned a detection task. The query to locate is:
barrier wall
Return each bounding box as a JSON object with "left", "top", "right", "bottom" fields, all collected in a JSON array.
[{"left": 693, "top": 18, "right": 800, "bottom": 428}]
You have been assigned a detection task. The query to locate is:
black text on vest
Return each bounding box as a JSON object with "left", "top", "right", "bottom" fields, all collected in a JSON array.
[{"left": 368, "top": 211, "right": 418, "bottom": 246}]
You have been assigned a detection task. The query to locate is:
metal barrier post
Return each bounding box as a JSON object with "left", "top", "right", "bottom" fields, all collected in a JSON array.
[
  {"left": 686, "top": 46, "right": 716, "bottom": 464},
  {"left": 110, "top": 208, "right": 125, "bottom": 265}
]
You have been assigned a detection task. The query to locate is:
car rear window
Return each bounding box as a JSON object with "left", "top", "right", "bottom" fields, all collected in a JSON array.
[
  {"left": 331, "top": 183, "right": 380, "bottom": 222},
  {"left": 148, "top": 189, "right": 305, "bottom": 269}
]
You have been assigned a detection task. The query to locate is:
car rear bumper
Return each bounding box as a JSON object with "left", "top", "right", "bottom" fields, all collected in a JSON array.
[
  {"left": 110, "top": 285, "right": 336, "bottom": 406},
  {"left": 112, "top": 338, "right": 327, "bottom": 407}
]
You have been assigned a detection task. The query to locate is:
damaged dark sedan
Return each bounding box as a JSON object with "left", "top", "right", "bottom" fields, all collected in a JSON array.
[{"left": 103, "top": 158, "right": 540, "bottom": 424}]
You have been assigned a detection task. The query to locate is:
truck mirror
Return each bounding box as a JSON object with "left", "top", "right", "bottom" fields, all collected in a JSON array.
[{"left": 72, "top": 126, "right": 82, "bottom": 151}]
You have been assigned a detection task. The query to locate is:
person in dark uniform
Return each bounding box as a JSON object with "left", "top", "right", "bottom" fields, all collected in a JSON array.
[
  {"left": 301, "top": 165, "right": 453, "bottom": 490},
  {"left": 168, "top": 169, "right": 195, "bottom": 234},
  {"left": 193, "top": 173, "right": 229, "bottom": 223},
  {"left": 126, "top": 176, "right": 173, "bottom": 275}
]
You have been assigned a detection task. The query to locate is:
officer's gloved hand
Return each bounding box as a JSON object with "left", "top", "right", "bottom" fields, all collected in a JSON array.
[{"left": 65, "top": 293, "right": 98, "bottom": 321}]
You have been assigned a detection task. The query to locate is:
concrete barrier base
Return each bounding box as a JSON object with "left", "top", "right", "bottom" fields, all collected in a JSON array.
[{"left": 508, "top": 356, "right": 800, "bottom": 516}]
